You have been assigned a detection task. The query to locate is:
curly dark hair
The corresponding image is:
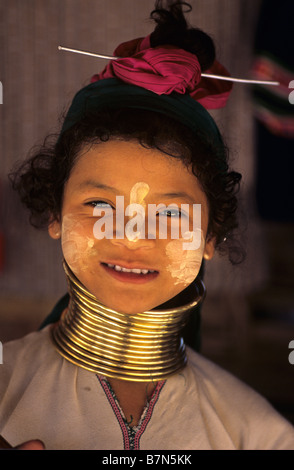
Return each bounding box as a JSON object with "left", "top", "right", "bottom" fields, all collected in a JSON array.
[
  {"left": 9, "top": 0, "right": 244, "bottom": 264},
  {"left": 10, "top": 106, "right": 243, "bottom": 263}
]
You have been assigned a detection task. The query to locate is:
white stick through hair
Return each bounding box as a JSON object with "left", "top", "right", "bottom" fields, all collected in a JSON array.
[
  {"left": 58, "top": 46, "right": 117, "bottom": 61},
  {"left": 58, "top": 46, "right": 280, "bottom": 86}
]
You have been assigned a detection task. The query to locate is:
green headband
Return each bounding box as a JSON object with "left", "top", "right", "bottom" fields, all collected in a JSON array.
[{"left": 60, "top": 78, "right": 224, "bottom": 147}]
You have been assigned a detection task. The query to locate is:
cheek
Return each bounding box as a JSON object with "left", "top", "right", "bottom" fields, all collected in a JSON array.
[
  {"left": 61, "top": 214, "right": 99, "bottom": 274},
  {"left": 165, "top": 230, "right": 205, "bottom": 287}
]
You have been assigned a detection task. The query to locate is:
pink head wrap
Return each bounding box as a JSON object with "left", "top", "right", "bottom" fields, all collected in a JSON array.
[{"left": 91, "top": 35, "right": 232, "bottom": 109}]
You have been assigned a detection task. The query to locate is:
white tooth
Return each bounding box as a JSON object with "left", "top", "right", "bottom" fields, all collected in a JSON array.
[{"left": 111, "top": 265, "right": 154, "bottom": 274}]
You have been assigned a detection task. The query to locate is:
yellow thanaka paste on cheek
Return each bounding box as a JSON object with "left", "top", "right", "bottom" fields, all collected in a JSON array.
[
  {"left": 165, "top": 230, "right": 205, "bottom": 286},
  {"left": 61, "top": 214, "right": 98, "bottom": 274}
]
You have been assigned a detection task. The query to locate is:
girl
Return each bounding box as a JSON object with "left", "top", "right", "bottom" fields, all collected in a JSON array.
[{"left": 1, "top": 1, "right": 293, "bottom": 450}]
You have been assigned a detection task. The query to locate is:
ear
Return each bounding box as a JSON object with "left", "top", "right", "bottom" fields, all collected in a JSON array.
[
  {"left": 48, "top": 219, "right": 61, "bottom": 240},
  {"left": 203, "top": 236, "right": 216, "bottom": 260}
]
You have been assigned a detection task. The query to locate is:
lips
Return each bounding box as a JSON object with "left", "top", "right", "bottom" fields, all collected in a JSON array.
[{"left": 101, "top": 261, "right": 159, "bottom": 284}]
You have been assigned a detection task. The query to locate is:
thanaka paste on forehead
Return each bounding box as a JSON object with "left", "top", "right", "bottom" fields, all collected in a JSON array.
[
  {"left": 125, "top": 182, "right": 150, "bottom": 242},
  {"left": 129, "top": 182, "right": 150, "bottom": 208}
]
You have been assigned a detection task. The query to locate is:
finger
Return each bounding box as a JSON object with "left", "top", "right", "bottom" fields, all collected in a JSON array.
[{"left": 15, "top": 440, "right": 45, "bottom": 450}]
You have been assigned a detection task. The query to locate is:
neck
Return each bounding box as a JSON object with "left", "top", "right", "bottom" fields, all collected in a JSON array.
[{"left": 51, "top": 261, "right": 205, "bottom": 382}]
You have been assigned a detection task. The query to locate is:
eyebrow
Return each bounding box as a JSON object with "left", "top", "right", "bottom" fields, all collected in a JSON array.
[
  {"left": 78, "top": 181, "right": 196, "bottom": 203},
  {"left": 77, "top": 180, "right": 120, "bottom": 193},
  {"left": 152, "top": 191, "right": 196, "bottom": 204}
]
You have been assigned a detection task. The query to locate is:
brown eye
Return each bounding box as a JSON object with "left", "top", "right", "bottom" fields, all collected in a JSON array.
[
  {"left": 86, "top": 201, "right": 113, "bottom": 209},
  {"left": 157, "top": 208, "right": 183, "bottom": 218}
]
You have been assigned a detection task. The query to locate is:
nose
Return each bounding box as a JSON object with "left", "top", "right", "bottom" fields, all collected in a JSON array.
[
  {"left": 110, "top": 223, "right": 156, "bottom": 250},
  {"left": 110, "top": 236, "right": 155, "bottom": 250},
  {"left": 110, "top": 209, "right": 156, "bottom": 250}
]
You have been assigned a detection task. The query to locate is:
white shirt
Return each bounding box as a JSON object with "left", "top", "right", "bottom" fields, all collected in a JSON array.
[{"left": 0, "top": 326, "right": 293, "bottom": 450}]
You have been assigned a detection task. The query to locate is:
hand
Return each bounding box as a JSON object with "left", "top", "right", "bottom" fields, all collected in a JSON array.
[
  {"left": 0, "top": 435, "right": 45, "bottom": 450},
  {"left": 15, "top": 440, "right": 45, "bottom": 450}
]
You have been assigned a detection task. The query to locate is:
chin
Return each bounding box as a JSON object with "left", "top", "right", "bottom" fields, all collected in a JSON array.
[
  {"left": 103, "top": 299, "right": 160, "bottom": 314},
  {"left": 82, "top": 278, "right": 181, "bottom": 314},
  {"left": 95, "top": 292, "right": 165, "bottom": 314}
]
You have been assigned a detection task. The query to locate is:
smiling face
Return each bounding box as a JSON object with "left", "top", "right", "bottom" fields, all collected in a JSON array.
[{"left": 49, "top": 139, "right": 215, "bottom": 314}]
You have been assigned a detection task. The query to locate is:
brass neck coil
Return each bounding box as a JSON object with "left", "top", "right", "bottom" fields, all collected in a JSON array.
[{"left": 51, "top": 262, "right": 205, "bottom": 382}]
